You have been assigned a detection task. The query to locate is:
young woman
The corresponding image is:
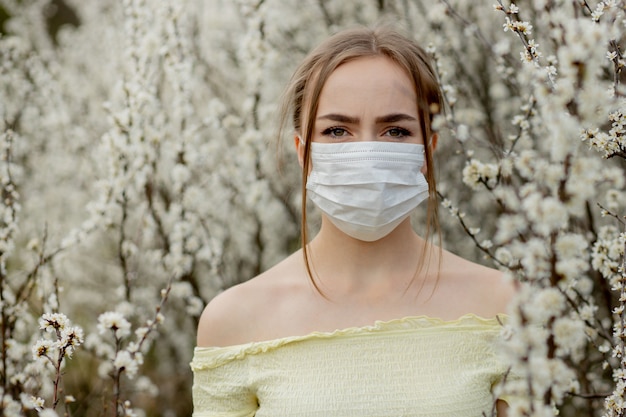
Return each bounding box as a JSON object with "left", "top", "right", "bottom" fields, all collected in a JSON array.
[{"left": 191, "top": 26, "right": 516, "bottom": 417}]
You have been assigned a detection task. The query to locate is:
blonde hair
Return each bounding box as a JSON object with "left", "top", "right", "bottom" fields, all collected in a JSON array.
[{"left": 278, "top": 26, "right": 443, "bottom": 295}]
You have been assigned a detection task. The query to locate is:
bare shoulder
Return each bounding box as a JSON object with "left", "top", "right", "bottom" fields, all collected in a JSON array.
[
  {"left": 438, "top": 249, "right": 518, "bottom": 318},
  {"left": 196, "top": 279, "right": 258, "bottom": 348},
  {"left": 196, "top": 250, "right": 305, "bottom": 347}
]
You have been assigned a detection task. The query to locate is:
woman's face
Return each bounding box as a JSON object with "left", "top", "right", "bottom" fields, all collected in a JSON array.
[{"left": 312, "top": 56, "right": 423, "bottom": 145}]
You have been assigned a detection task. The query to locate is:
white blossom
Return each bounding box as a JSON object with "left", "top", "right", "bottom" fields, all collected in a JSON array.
[
  {"left": 38, "top": 313, "right": 70, "bottom": 333},
  {"left": 114, "top": 350, "right": 141, "bottom": 379},
  {"left": 97, "top": 311, "right": 132, "bottom": 339},
  {"left": 462, "top": 159, "right": 499, "bottom": 190}
]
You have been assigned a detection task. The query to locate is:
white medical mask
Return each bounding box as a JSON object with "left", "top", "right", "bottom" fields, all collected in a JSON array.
[{"left": 306, "top": 141, "right": 429, "bottom": 241}]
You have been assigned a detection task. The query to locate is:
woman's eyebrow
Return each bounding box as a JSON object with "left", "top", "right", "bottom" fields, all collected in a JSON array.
[
  {"left": 375, "top": 113, "right": 417, "bottom": 123},
  {"left": 316, "top": 113, "right": 359, "bottom": 124},
  {"left": 316, "top": 113, "right": 417, "bottom": 124}
]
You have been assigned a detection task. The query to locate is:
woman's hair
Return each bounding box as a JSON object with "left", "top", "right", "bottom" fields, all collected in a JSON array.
[{"left": 278, "top": 26, "right": 443, "bottom": 295}]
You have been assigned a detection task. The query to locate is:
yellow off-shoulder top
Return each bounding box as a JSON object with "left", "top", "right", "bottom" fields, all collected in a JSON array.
[{"left": 190, "top": 314, "right": 509, "bottom": 417}]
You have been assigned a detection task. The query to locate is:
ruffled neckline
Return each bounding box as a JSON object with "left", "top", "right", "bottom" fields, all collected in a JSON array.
[{"left": 191, "top": 313, "right": 507, "bottom": 370}]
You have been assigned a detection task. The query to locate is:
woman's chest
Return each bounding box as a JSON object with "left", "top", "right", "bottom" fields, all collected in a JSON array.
[{"left": 251, "top": 333, "right": 500, "bottom": 417}]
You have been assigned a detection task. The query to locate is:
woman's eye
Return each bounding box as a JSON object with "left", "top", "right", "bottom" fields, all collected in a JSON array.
[
  {"left": 322, "top": 127, "right": 349, "bottom": 138},
  {"left": 385, "top": 128, "right": 411, "bottom": 138}
]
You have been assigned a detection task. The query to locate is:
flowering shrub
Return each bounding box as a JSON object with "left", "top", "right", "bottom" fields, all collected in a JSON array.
[{"left": 0, "top": 0, "right": 624, "bottom": 416}]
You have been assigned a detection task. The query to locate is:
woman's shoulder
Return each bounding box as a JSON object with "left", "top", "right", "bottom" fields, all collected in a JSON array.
[
  {"left": 436, "top": 248, "right": 518, "bottom": 319},
  {"left": 196, "top": 250, "right": 307, "bottom": 348}
]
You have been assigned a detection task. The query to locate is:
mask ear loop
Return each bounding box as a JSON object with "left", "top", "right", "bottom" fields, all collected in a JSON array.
[{"left": 295, "top": 135, "right": 308, "bottom": 171}]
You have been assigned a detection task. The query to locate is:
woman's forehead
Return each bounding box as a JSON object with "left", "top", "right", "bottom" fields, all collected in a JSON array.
[{"left": 316, "top": 56, "right": 418, "bottom": 119}]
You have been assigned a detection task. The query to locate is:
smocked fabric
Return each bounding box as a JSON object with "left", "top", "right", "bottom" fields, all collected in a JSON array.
[{"left": 191, "top": 314, "right": 509, "bottom": 417}]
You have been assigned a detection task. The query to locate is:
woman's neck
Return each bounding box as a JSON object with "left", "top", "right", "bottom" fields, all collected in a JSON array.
[{"left": 306, "top": 217, "right": 434, "bottom": 301}]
